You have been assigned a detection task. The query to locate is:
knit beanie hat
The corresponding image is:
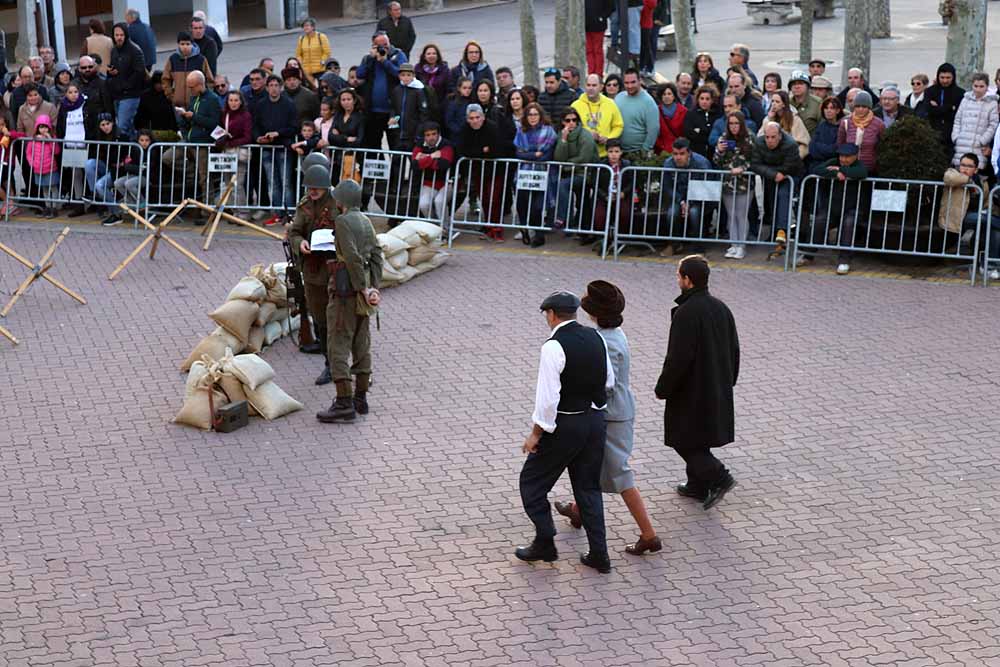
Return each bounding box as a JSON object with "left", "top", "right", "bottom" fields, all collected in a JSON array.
[{"left": 853, "top": 91, "right": 873, "bottom": 108}]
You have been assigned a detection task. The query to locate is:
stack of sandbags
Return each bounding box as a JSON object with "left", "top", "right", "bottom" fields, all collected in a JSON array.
[
  {"left": 180, "top": 263, "right": 301, "bottom": 370},
  {"left": 379, "top": 220, "right": 449, "bottom": 287},
  {"left": 173, "top": 350, "right": 303, "bottom": 429}
]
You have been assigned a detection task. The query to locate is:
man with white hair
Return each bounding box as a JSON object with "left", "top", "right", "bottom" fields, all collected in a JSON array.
[
  {"left": 125, "top": 8, "right": 157, "bottom": 69},
  {"left": 837, "top": 68, "right": 877, "bottom": 110},
  {"left": 192, "top": 10, "right": 224, "bottom": 56},
  {"left": 728, "top": 43, "right": 758, "bottom": 88},
  {"left": 376, "top": 2, "right": 416, "bottom": 59},
  {"left": 875, "top": 86, "right": 911, "bottom": 129},
  {"left": 750, "top": 122, "right": 804, "bottom": 251}
]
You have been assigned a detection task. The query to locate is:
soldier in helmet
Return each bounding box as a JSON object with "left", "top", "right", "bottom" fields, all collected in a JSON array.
[
  {"left": 288, "top": 155, "right": 336, "bottom": 385},
  {"left": 316, "top": 179, "right": 383, "bottom": 423}
]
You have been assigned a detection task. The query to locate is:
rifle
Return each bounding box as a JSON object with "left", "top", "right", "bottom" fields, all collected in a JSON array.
[{"left": 283, "top": 238, "right": 315, "bottom": 349}]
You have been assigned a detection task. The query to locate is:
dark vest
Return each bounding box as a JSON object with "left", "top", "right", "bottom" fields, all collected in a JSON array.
[{"left": 551, "top": 321, "right": 608, "bottom": 412}]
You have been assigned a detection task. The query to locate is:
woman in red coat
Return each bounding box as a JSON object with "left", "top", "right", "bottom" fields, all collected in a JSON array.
[
  {"left": 217, "top": 90, "right": 254, "bottom": 212},
  {"left": 654, "top": 82, "right": 687, "bottom": 155}
]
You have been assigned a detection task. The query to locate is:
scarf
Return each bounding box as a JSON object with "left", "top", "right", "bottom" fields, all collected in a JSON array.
[
  {"left": 852, "top": 107, "right": 874, "bottom": 129},
  {"left": 60, "top": 94, "right": 85, "bottom": 114},
  {"left": 660, "top": 102, "right": 678, "bottom": 120},
  {"left": 514, "top": 123, "right": 556, "bottom": 158}
]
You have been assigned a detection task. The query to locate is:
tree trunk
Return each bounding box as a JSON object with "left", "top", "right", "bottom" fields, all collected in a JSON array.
[
  {"left": 554, "top": 0, "right": 570, "bottom": 68},
  {"left": 799, "top": 0, "right": 814, "bottom": 63},
  {"left": 15, "top": 0, "right": 37, "bottom": 63},
  {"left": 871, "top": 0, "right": 891, "bottom": 38},
  {"left": 567, "top": 0, "right": 588, "bottom": 76},
  {"left": 671, "top": 0, "right": 695, "bottom": 72},
  {"left": 520, "top": 0, "right": 540, "bottom": 87},
  {"left": 842, "top": 0, "right": 871, "bottom": 88},
  {"left": 945, "top": 0, "right": 988, "bottom": 88}
]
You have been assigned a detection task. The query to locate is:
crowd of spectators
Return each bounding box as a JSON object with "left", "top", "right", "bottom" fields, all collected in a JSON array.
[{"left": 1, "top": 7, "right": 998, "bottom": 276}]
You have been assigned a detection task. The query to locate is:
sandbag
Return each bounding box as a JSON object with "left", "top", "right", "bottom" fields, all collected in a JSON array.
[
  {"left": 245, "top": 326, "right": 266, "bottom": 354},
  {"left": 264, "top": 320, "right": 282, "bottom": 345},
  {"left": 210, "top": 300, "right": 260, "bottom": 344},
  {"left": 256, "top": 302, "right": 277, "bottom": 327},
  {"left": 223, "top": 353, "right": 275, "bottom": 390},
  {"left": 378, "top": 232, "right": 411, "bottom": 257},
  {"left": 399, "top": 265, "right": 420, "bottom": 281},
  {"left": 227, "top": 276, "right": 266, "bottom": 302},
  {"left": 272, "top": 307, "right": 290, "bottom": 321},
  {"left": 388, "top": 251, "right": 409, "bottom": 270},
  {"left": 413, "top": 252, "right": 449, "bottom": 274},
  {"left": 407, "top": 244, "right": 440, "bottom": 266},
  {"left": 180, "top": 334, "right": 230, "bottom": 371},
  {"left": 173, "top": 386, "right": 228, "bottom": 430},
  {"left": 269, "top": 262, "right": 288, "bottom": 281},
  {"left": 245, "top": 381, "right": 304, "bottom": 420},
  {"left": 388, "top": 220, "right": 442, "bottom": 246},
  {"left": 267, "top": 280, "right": 288, "bottom": 307},
  {"left": 185, "top": 361, "right": 211, "bottom": 398},
  {"left": 289, "top": 315, "right": 301, "bottom": 332},
  {"left": 211, "top": 326, "right": 245, "bottom": 354},
  {"left": 280, "top": 318, "right": 290, "bottom": 336}
]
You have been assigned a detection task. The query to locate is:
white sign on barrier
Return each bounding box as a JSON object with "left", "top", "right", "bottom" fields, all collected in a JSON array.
[
  {"left": 62, "top": 148, "right": 88, "bottom": 169},
  {"left": 362, "top": 158, "right": 391, "bottom": 180},
  {"left": 208, "top": 153, "right": 239, "bottom": 173},
  {"left": 516, "top": 170, "right": 548, "bottom": 192},
  {"left": 871, "top": 189, "right": 908, "bottom": 213},
  {"left": 687, "top": 180, "right": 723, "bottom": 202}
]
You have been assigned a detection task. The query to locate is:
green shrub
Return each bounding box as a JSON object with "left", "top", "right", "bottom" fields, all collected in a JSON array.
[{"left": 877, "top": 114, "right": 951, "bottom": 181}]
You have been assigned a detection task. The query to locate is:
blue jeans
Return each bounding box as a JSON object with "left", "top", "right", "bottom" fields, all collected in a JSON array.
[
  {"left": 609, "top": 11, "right": 620, "bottom": 48},
  {"left": 265, "top": 148, "right": 293, "bottom": 213},
  {"left": 627, "top": 7, "right": 642, "bottom": 56},
  {"left": 85, "top": 159, "right": 115, "bottom": 204},
  {"left": 115, "top": 97, "right": 140, "bottom": 140},
  {"left": 665, "top": 200, "right": 705, "bottom": 238},
  {"left": 764, "top": 179, "right": 793, "bottom": 233},
  {"left": 555, "top": 175, "right": 585, "bottom": 226}
]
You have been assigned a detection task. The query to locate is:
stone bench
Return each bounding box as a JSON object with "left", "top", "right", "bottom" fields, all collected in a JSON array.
[{"left": 743, "top": 0, "right": 836, "bottom": 26}]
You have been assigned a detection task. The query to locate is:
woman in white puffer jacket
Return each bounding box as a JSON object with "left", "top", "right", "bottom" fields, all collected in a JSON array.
[{"left": 951, "top": 72, "right": 998, "bottom": 167}]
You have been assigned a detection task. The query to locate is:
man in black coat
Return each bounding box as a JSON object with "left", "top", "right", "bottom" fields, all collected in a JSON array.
[
  {"left": 72, "top": 56, "right": 114, "bottom": 134},
  {"left": 925, "top": 62, "right": 965, "bottom": 154},
  {"left": 538, "top": 69, "right": 578, "bottom": 125},
  {"left": 107, "top": 22, "right": 146, "bottom": 140},
  {"left": 191, "top": 16, "right": 220, "bottom": 76},
  {"left": 376, "top": 2, "right": 416, "bottom": 60},
  {"left": 655, "top": 255, "right": 740, "bottom": 510}
]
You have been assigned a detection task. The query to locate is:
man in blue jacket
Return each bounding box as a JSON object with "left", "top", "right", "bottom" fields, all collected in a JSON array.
[
  {"left": 125, "top": 8, "right": 157, "bottom": 70},
  {"left": 660, "top": 137, "right": 718, "bottom": 251},
  {"left": 356, "top": 31, "right": 407, "bottom": 151}
]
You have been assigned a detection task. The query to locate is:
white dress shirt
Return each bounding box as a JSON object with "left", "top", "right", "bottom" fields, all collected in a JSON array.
[
  {"left": 907, "top": 91, "right": 924, "bottom": 110},
  {"left": 531, "top": 320, "right": 615, "bottom": 433}
]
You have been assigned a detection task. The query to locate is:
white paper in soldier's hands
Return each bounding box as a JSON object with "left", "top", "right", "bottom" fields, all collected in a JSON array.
[{"left": 310, "top": 229, "right": 336, "bottom": 252}]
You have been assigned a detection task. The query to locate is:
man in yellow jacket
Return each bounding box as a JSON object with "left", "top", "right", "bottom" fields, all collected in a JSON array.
[
  {"left": 571, "top": 73, "right": 624, "bottom": 157},
  {"left": 296, "top": 18, "right": 331, "bottom": 89}
]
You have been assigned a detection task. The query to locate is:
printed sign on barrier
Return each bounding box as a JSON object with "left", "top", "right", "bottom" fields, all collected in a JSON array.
[
  {"left": 687, "top": 180, "right": 723, "bottom": 202},
  {"left": 208, "top": 153, "right": 239, "bottom": 173},
  {"left": 871, "top": 189, "right": 908, "bottom": 213},
  {"left": 516, "top": 170, "right": 548, "bottom": 192},
  {"left": 363, "top": 158, "right": 391, "bottom": 180}
]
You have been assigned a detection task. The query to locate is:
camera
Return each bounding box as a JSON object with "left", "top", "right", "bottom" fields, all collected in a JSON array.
[{"left": 377, "top": 46, "right": 388, "bottom": 56}]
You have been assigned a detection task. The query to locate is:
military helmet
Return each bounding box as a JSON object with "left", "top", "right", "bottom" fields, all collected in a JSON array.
[
  {"left": 301, "top": 151, "right": 331, "bottom": 171},
  {"left": 303, "top": 164, "right": 331, "bottom": 190},
  {"left": 333, "top": 179, "right": 362, "bottom": 209}
]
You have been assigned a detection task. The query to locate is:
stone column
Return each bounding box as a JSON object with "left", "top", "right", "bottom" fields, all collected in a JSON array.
[
  {"left": 193, "top": 0, "right": 230, "bottom": 40},
  {"left": 15, "top": 0, "right": 38, "bottom": 63},
  {"left": 265, "top": 0, "right": 286, "bottom": 31}
]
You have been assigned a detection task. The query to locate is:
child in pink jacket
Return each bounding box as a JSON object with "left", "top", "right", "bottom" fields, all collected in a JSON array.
[{"left": 25, "top": 114, "right": 61, "bottom": 217}]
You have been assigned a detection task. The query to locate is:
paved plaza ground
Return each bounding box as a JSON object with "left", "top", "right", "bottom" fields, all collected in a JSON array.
[{"left": 2, "top": 221, "right": 999, "bottom": 666}]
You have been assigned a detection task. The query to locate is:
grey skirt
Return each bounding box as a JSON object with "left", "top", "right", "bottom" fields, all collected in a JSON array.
[{"left": 600, "top": 419, "right": 636, "bottom": 494}]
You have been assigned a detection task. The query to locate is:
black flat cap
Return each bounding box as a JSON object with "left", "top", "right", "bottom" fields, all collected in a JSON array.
[{"left": 539, "top": 290, "right": 581, "bottom": 313}]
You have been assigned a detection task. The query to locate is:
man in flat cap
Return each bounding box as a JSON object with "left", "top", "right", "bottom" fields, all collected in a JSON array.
[{"left": 516, "top": 291, "right": 615, "bottom": 573}]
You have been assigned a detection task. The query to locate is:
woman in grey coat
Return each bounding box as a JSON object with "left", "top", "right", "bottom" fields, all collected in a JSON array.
[{"left": 555, "top": 281, "right": 661, "bottom": 555}]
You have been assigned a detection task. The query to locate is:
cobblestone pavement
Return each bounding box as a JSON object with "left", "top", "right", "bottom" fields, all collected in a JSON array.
[{"left": 2, "top": 222, "right": 1000, "bottom": 666}]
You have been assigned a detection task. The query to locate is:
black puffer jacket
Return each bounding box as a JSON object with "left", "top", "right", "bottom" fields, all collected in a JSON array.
[
  {"left": 537, "top": 81, "right": 578, "bottom": 125},
  {"left": 107, "top": 23, "right": 147, "bottom": 100}
]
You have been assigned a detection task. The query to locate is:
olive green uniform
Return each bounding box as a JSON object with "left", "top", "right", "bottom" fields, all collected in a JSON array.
[
  {"left": 287, "top": 191, "right": 337, "bottom": 358},
  {"left": 326, "top": 192, "right": 382, "bottom": 394}
]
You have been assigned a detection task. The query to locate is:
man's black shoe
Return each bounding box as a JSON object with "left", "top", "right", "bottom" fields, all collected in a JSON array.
[
  {"left": 514, "top": 540, "right": 557, "bottom": 563},
  {"left": 530, "top": 234, "right": 545, "bottom": 248},
  {"left": 703, "top": 477, "right": 736, "bottom": 510},
  {"left": 314, "top": 366, "right": 332, "bottom": 386},
  {"left": 675, "top": 484, "right": 707, "bottom": 501},
  {"left": 579, "top": 552, "right": 611, "bottom": 573},
  {"left": 353, "top": 393, "right": 369, "bottom": 415},
  {"left": 299, "top": 341, "right": 323, "bottom": 354}
]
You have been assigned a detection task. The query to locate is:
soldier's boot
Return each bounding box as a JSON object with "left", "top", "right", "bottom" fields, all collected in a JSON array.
[
  {"left": 314, "top": 328, "right": 331, "bottom": 385},
  {"left": 354, "top": 373, "right": 370, "bottom": 415},
  {"left": 316, "top": 380, "right": 356, "bottom": 423}
]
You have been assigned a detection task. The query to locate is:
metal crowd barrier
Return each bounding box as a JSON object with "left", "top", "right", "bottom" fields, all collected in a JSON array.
[
  {"left": 984, "top": 186, "right": 1000, "bottom": 286},
  {"left": 320, "top": 146, "right": 451, "bottom": 229},
  {"left": 614, "top": 166, "right": 797, "bottom": 269},
  {"left": 145, "top": 142, "right": 302, "bottom": 219},
  {"left": 795, "top": 175, "right": 983, "bottom": 286},
  {"left": 447, "top": 157, "right": 614, "bottom": 257},
  {"left": 5, "top": 137, "right": 144, "bottom": 220}
]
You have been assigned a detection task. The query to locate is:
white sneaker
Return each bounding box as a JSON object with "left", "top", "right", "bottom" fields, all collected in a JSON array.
[
  {"left": 514, "top": 231, "right": 523, "bottom": 240},
  {"left": 794, "top": 252, "right": 809, "bottom": 267},
  {"left": 836, "top": 263, "right": 851, "bottom": 275},
  {"left": 724, "top": 245, "right": 736, "bottom": 258},
  {"left": 732, "top": 245, "right": 746, "bottom": 260}
]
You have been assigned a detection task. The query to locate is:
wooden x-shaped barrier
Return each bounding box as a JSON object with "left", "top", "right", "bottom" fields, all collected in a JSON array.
[
  {"left": 0, "top": 226, "right": 87, "bottom": 322},
  {"left": 109, "top": 200, "right": 211, "bottom": 280},
  {"left": 194, "top": 175, "right": 285, "bottom": 250},
  {"left": 0, "top": 322, "right": 17, "bottom": 345}
]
